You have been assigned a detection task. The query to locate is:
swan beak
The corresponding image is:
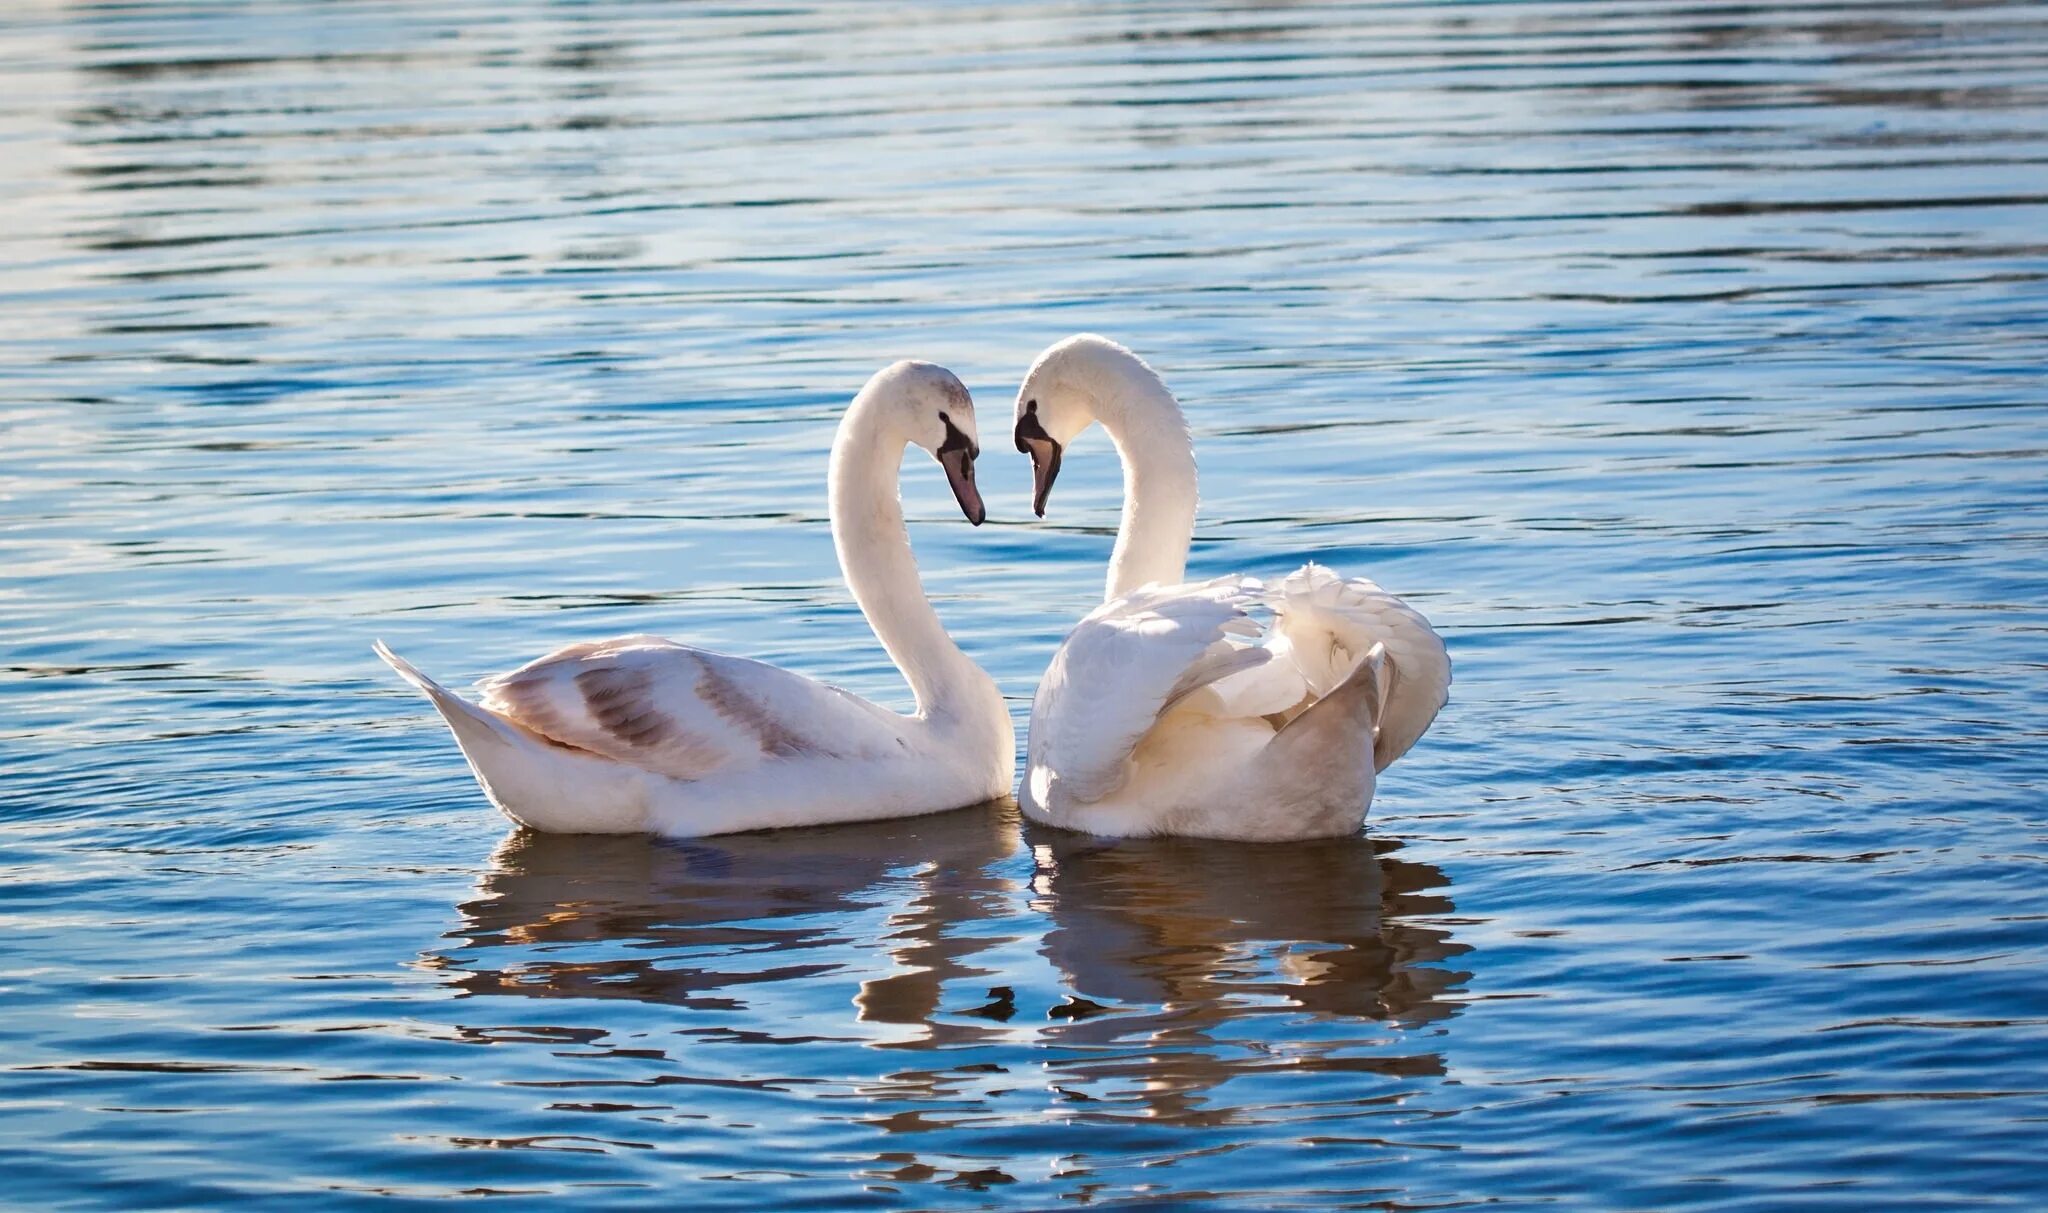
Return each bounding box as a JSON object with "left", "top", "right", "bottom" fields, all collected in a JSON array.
[
  {"left": 937, "top": 413, "right": 983, "bottom": 524},
  {"left": 937, "top": 418, "right": 986, "bottom": 526},
  {"left": 1013, "top": 409, "right": 1062, "bottom": 517},
  {"left": 940, "top": 447, "right": 986, "bottom": 525}
]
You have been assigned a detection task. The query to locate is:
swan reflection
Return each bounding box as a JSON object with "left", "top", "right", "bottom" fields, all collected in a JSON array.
[
  {"left": 427, "top": 803, "right": 1022, "bottom": 1046},
  {"left": 1031, "top": 828, "right": 1466, "bottom": 1022},
  {"left": 427, "top": 808, "right": 1467, "bottom": 1101},
  {"left": 1026, "top": 827, "right": 1469, "bottom": 1123}
]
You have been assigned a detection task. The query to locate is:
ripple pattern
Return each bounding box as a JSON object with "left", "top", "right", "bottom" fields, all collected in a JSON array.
[{"left": 3, "top": 1, "right": 2047, "bottom": 1208}]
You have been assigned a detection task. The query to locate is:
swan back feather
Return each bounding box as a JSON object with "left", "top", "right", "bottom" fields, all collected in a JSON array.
[
  {"left": 1269, "top": 564, "right": 1450, "bottom": 771},
  {"left": 473, "top": 635, "right": 904, "bottom": 782}
]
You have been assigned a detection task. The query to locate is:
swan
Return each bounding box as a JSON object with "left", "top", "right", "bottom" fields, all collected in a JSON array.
[
  {"left": 1009, "top": 335, "right": 1451, "bottom": 841},
  {"left": 375, "top": 360, "right": 1014, "bottom": 837}
]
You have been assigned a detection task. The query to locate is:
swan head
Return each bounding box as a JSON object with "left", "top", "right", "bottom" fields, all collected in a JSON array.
[
  {"left": 1012, "top": 334, "right": 1157, "bottom": 517},
  {"left": 859, "top": 359, "right": 986, "bottom": 525}
]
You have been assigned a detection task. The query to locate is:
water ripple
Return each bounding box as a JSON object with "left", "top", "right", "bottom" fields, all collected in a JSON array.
[{"left": 3, "top": 0, "right": 2046, "bottom": 1208}]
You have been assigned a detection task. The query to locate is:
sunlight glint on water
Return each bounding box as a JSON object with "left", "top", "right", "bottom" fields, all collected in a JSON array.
[{"left": 2, "top": 1, "right": 2046, "bottom": 1208}]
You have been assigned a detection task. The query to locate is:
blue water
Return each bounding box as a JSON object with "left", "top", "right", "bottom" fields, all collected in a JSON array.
[{"left": 5, "top": 1, "right": 2048, "bottom": 1207}]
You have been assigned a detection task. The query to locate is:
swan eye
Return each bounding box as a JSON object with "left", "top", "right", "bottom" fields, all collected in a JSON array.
[
  {"left": 1025, "top": 400, "right": 1037, "bottom": 413},
  {"left": 938, "top": 414, "right": 975, "bottom": 458}
]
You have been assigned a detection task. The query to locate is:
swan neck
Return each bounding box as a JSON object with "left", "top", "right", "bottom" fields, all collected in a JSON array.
[
  {"left": 828, "top": 413, "right": 980, "bottom": 718},
  {"left": 1096, "top": 366, "right": 1198, "bottom": 601}
]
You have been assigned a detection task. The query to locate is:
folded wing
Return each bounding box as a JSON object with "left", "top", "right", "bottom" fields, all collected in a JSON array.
[
  {"left": 476, "top": 635, "right": 904, "bottom": 781},
  {"left": 1029, "top": 577, "right": 1272, "bottom": 805}
]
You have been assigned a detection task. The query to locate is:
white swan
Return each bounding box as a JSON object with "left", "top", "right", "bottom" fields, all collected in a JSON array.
[
  {"left": 1010, "top": 335, "right": 1451, "bottom": 841},
  {"left": 375, "top": 360, "right": 1014, "bottom": 837}
]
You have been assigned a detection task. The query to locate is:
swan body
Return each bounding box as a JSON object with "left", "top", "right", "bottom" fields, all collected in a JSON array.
[
  {"left": 1013, "top": 335, "right": 1450, "bottom": 841},
  {"left": 378, "top": 361, "right": 1013, "bottom": 837}
]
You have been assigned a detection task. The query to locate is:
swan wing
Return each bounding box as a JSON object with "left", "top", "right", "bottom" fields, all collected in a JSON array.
[
  {"left": 1269, "top": 564, "right": 1450, "bottom": 771},
  {"left": 476, "top": 634, "right": 904, "bottom": 781},
  {"left": 1031, "top": 577, "right": 1272, "bottom": 804}
]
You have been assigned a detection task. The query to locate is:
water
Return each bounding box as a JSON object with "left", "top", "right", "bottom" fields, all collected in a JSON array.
[{"left": 4, "top": 0, "right": 2047, "bottom": 1206}]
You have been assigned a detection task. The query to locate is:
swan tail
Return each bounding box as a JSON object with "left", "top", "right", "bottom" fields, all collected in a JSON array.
[
  {"left": 374, "top": 640, "right": 527, "bottom": 762},
  {"left": 375, "top": 641, "right": 650, "bottom": 834}
]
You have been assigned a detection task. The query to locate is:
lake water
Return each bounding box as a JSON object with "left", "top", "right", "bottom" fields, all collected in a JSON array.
[{"left": 4, "top": 1, "right": 2047, "bottom": 1207}]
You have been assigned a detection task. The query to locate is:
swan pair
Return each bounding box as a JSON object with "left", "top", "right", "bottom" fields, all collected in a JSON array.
[{"left": 378, "top": 338, "right": 1449, "bottom": 841}]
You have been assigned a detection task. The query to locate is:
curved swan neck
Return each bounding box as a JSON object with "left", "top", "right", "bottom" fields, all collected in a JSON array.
[
  {"left": 828, "top": 407, "right": 982, "bottom": 718},
  {"left": 1093, "top": 359, "right": 1198, "bottom": 601}
]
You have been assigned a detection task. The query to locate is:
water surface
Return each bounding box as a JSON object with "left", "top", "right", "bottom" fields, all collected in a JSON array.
[{"left": 4, "top": 1, "right": 2047, "bottom": 1208}]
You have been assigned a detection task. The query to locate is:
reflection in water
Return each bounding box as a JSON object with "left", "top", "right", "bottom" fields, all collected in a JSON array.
[
  {"left": 428, "top": 804, "right": 1021, "bottom": 1046},
  {"left": 1034, "top": 829, "right": 1467, "bottom": 1022},
  {"left": 427, "top": 806, "right": 1469, "bottom": 1129},
  {"left": 1030, "top": 829, "right": 1469, "bottom": 1125}
]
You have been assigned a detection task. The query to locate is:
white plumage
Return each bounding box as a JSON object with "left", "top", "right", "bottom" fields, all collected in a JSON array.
[
  {"left": 377, "top": 361, "right": 1014, "bottom": 837},
  {"left": 1013, "top": 336, "right": 1451, "bottom": 840}
]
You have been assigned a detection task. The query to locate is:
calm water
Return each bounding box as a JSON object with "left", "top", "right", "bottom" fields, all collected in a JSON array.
[{"left": 4, "top": 1, "right": 2047, "bottom": 1208}]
